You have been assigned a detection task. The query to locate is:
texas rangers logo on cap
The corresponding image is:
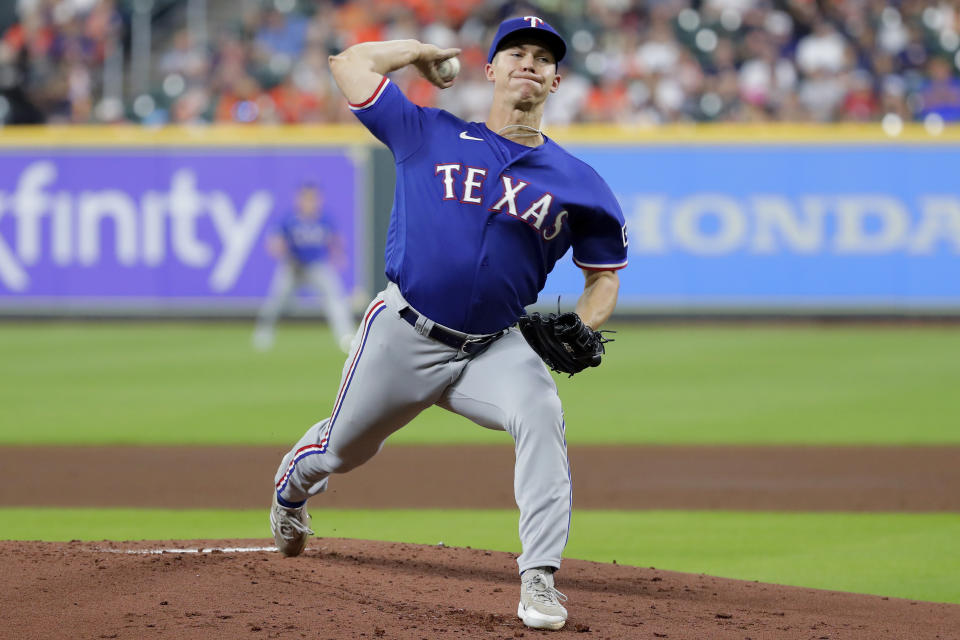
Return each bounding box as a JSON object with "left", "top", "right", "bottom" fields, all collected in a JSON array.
[{"left": 487, "top": 16, "right": 567, "bottom": 64}]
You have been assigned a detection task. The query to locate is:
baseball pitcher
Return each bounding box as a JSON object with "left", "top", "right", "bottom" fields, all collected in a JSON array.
[{"left": 270, "top": 16, "right": 628, "bottom": 631}]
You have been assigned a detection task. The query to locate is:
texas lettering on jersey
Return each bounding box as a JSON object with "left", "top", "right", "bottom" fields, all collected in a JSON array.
[{"left": 434, "top": 165, "right": 567, "bottom": 241}]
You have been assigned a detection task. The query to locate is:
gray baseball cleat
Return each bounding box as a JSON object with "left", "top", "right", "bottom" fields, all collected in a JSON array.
[
  {"left": 517, "top": 567, "right": 568, "bottom": 630},
  {"left": 270, "top": 491, "right": 314, "bottom": 557}
]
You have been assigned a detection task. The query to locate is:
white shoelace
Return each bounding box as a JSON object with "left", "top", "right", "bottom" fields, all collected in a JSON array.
[
  {"left": 277, "top": 507, "right": 314, "bottom": 538},
  {"left": 526, "top": 574, "right": 568, "bottom": 606}
]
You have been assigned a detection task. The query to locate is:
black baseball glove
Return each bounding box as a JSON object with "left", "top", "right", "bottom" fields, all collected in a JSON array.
[{"left": 516, "top": 311, "right": 612, "bottom": 376}]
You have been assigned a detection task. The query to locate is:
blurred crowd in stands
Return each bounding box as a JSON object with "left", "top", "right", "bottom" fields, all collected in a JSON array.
[{"left": 3, "top": 0, "right": 960, "bottom": 127}]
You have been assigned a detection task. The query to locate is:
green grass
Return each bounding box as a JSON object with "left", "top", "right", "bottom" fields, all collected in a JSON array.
[
  {"left": 3, "top": 507, "right": 958, "bottom": 604},
  {"left": 1, "top": 322, "right": 958, "bottom": 445}
]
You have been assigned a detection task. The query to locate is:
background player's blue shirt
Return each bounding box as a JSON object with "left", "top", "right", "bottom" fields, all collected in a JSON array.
[
  {"left": 351, "top": 78, "right": 628, "bottom": 334},
  {"left": 277, "top": 213, "right": 337, "bottom": 264}
]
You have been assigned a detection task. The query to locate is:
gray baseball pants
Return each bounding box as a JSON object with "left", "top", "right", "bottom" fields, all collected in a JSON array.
[{"left": 274, "top": 282, "right": 572, "bottom": 573}]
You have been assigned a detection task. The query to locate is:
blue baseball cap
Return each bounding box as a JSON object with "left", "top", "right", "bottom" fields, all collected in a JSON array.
[{"left": 487, "top": 16, "right": 567, "bottom": 64}]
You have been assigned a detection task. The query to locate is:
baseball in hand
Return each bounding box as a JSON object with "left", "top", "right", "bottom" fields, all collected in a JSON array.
[{"left": 436, "top": 56, "right": 460, "bottom": 82}]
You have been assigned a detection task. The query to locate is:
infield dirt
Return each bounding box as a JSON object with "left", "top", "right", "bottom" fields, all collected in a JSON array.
[
  {"left": 2, "top": 444, "right": 959, "bottom": 639},
  {"left": 3, "top": 444, "right": 960, "bottom": 511}
]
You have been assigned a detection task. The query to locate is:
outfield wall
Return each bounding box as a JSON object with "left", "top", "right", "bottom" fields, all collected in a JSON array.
[{"left": 1, "top": 124, "right": 958, "bottom": 316}]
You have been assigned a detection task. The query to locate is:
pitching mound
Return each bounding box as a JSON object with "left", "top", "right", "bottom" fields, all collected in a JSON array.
[{"left": 4, "top": 539, "right": 957, "bottom": 639}]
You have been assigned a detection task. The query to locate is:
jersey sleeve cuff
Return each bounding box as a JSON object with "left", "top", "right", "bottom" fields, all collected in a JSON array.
[
  {"left": 348, "top": 77, "right": 391, "bottom": 111},
  {"left": 573, "top": 257, "right": 628, "bottom": 271}
]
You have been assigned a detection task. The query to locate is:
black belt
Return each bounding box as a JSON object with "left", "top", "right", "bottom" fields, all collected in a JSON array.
[{"left": 400, "top": 307, "right": 504, "bottom": 356}]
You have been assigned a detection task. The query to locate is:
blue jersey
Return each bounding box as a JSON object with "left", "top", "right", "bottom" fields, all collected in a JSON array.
[
  {"left": 277, "top": 214, "right": 337, "bottom": 264},
  {"left": 351, "top": 78, "right": 628, "bottom": 334}
]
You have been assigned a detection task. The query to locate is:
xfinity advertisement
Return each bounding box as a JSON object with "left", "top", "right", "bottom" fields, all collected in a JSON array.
[{"left": 0, "top": 150, "right": 363, "bottom": 308}]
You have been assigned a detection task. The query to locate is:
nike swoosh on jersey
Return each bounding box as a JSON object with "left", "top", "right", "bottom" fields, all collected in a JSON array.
[{"left": 459, "top": 131, "right": 483, "bottom": 141}]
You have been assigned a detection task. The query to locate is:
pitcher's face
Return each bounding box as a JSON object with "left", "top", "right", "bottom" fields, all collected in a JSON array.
[{"left": 485, "top": 40, "right": 561, "bottom": 107}]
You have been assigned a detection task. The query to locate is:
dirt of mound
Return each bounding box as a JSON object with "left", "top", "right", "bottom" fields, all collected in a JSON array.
[
  {"left": 2, "top": 445, "right": 959, "bottom": 511},
  {"left": 2, "top": 539, "right": 958, "bottom": 640}
]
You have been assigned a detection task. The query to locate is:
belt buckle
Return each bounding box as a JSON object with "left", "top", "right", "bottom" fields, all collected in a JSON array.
[
  {"left": 459, "top": 334, "right": 490, "bottom": 356},
  {"left": 459, "top": 331, "right": 502, "bottom": 357}
]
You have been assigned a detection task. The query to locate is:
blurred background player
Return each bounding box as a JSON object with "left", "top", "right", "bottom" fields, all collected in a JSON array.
[{"left": 253, "top": 182, "right": 354, "bottom": 353}]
